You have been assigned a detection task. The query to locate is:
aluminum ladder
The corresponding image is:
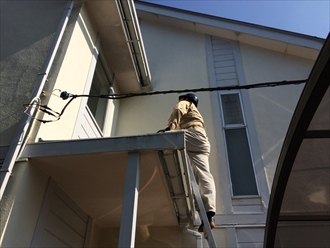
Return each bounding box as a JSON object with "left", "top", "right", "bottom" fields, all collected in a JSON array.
[{"left": 186, "top": 157, "right": 217, "bottom": 248}]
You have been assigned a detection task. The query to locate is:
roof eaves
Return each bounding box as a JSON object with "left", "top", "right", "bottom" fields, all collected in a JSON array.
[{"left": 135, "top": 0, "right": 325, "bottom": 51}]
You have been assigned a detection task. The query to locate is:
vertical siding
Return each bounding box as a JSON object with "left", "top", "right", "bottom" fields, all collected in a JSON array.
[
  {"left": 31, "top": 180, "right": 89, "bottom": 247},
  {"left": 211, "top": 37, "right": 239, "bottom": 86}
]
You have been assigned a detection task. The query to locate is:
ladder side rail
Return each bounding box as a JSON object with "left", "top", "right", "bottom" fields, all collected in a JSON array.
[{"left": 185, "top": 152, "right": 217, "bottom": 248}]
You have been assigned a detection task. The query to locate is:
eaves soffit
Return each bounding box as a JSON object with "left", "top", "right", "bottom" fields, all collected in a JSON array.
[
  {"left": 135, "top": 1, "right": 325, "bottom": 60},
  {"left": 85, "top": 0, "right": 141, "bottom": 93}
]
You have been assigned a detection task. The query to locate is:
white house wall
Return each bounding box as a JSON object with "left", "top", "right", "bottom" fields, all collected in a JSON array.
[
  {"left": 0, "top": 1, "right": 68, "bottom": 146},
  {"left": 115, "top": 19, "right": 227, "bottom": 246},
  {"left": 119, "top": 11, "right": 320, "bottom": 246},
  {"left": 0, "top": 162, "right": 49, "bottom": 247},
  {"left": 239, "top": 43, "right": 315, "bottom": 188},
  {"left": 1, "top": 5, "right": 119, "bottom": 245},
  {"left": 115, "top": 19, "right": 222, "bottom": 211},
  {"left": 36, "top": 5, "right": 99, "bottom": 141},
  {"left": 98, "top": 226, "right": 212, "bottom": 247},
  {"left": 1, "top": 1, "right": 321, "bottom": 247},
  {"left": 0, "top": 1, "right": 77, "bottom": 246},
  {"left": 97, "top": 226, "right": 228, "bottom": 247},
  {"left": 205, "top": 35, "right": 316, "bottom": 245}
]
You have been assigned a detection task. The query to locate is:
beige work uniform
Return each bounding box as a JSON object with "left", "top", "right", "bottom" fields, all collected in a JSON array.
[{"left": 166, "top": 100, "right": 216, "bottom": 213}]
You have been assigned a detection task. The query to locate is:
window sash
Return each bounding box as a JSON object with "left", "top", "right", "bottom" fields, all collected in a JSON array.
[
  {"left": 221, "top": 93, "right": 245, "bottom": 126},
  {"left": 225, "top": 128, "right": 258, "bottom": 196},
  {"left": 220, "top": 92, "right": 259, "bottom": 196},
  {"left": 86, "top": 57, "right": 112, "bottom": 132}
]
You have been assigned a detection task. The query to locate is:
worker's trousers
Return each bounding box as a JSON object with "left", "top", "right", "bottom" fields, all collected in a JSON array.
[{"left": 185, "top": 127, "right": 216, "bottom": 213}]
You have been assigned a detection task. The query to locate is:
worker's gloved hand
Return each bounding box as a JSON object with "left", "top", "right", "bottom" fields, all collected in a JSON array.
[{"left": 157, "top": 124, "right": 172, "bottom": 133}]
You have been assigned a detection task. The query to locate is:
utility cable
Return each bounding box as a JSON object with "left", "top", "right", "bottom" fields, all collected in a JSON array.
[
  {"left": 23, "top": 79, "right": 307, "bottom": 123},
  {"left": 101, "top": 79, "right": 307, "bottom": 99}
]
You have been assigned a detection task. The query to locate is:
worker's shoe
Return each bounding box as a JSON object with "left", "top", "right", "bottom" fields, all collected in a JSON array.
[
  {"left": 198, "top": 211, "right": 215, "bottom": 232},
  {"left": 198, "top": 217, "right": 215, "bottom": 232}
]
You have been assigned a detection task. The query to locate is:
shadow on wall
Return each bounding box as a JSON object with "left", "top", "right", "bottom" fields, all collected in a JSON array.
[
  {"left": 0, "top": 1, "right": 68, "bottom": 137},
  {"left": 0, "top": 1, "right": 68, "bottom": 60}
]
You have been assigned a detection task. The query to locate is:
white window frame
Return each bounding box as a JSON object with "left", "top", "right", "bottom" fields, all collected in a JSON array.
[
  {"left": 73, "top": 37, "right": 115, "bottom": 138},
  {"left": 219, "top": 91, "right": 260, "bottom": 198},
  {"left": 85, "top": 54, "right": 114, "bottom": 135},
  {"left": 206, "top": 36, "right": 270, "bottom": 217}
]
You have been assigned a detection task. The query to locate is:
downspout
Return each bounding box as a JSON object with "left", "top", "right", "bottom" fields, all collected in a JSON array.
[
  {"left": 0, "top": 1, "right": 73, "bottom": 201},
  {"left": 183, "top": 227, "right": 203, "bottom": 248}
]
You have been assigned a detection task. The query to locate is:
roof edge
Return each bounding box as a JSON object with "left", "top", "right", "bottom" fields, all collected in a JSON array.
[{"left": 135, "top": 0, "right": 325, "bottom": 52}]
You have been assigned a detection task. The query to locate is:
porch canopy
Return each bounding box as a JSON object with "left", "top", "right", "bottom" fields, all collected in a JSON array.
[
  {"left": 21, "top": 131, "right": 195, "bottom": 232},
  {"left": 264, "top": 35, "right": 330, "bottom": 247}
]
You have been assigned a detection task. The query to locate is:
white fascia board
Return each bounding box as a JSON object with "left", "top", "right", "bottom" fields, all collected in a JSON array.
[
  {"left": 135, "top": 1, "right": 324, "bottom": 51},
  {"left": 21, "top": 131, "right": 185, "bottom": 158}
]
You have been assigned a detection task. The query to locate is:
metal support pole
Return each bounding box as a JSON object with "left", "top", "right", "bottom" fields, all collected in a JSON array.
[{"left": 118, "top": 152, "right": 140, "bottom": 248}]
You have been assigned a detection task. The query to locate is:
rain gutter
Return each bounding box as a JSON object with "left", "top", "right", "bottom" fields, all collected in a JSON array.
[
  {"left": 0, "top": 1, "right": 74, "bottom": 201},
  {"left": 116, "top": 0, "right": 152, "bottom": 92}
]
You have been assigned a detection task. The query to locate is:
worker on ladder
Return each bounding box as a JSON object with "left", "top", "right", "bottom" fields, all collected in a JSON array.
[{"left": 158, "top": 93, "right": 216, "bottom": 232}]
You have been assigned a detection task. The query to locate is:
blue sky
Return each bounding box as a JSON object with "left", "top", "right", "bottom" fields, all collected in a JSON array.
[{"left": 140, "top": 0, "right": 329, "bottom": 39}]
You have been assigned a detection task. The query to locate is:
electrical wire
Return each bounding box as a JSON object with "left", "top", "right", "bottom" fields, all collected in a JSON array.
[
  {"left": 72, "top": 79, "right": 306, "bottom": 99},
  {"left": 23, "top": 97, "right": 41, "bottom": 117},
  {"left": 24, "top": 79, "right": 307, "bottom": 123}
]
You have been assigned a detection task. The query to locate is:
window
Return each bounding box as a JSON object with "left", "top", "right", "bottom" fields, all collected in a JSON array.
[
  {"left": 87, "top": 58, "right": 112, "bottom": 132},
  {"left": 220, "top": 93, "right": 258, "bottom": 196}
]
